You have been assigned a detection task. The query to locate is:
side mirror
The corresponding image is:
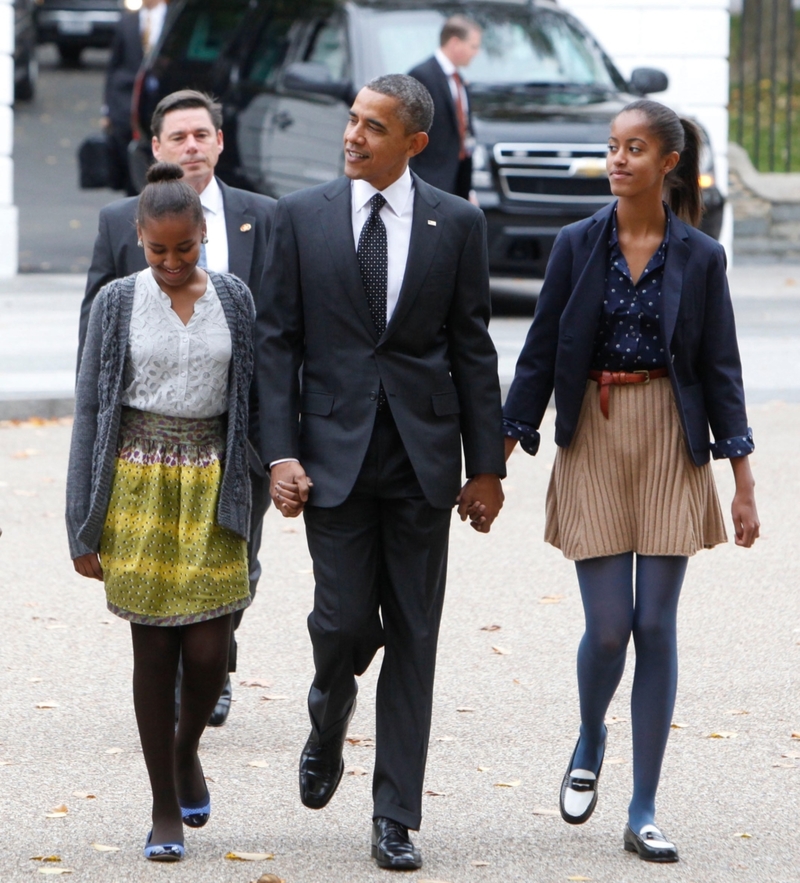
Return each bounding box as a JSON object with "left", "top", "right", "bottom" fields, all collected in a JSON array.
[
  {"left": 282, "top": 61, "right": 353, "bottom": 103},
  {"left": 629, "top": 68, "right": 669, "bottom": 95}
]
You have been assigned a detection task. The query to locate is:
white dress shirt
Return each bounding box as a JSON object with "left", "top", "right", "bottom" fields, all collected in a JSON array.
[
  {"left": 351, "top": 167, "right": 414, "bottom": 323},
  {"left": 199, "top": 177, "right": 230, "bottom": 274},
  {"left": 122, "top": 269, "right": 231, "bottom": 418},
  {"left": 434, "top": 48, "right": 469, "bottom": 116},
  {"left": 140, "top": 2, "right": 167, "bottom": 53}
]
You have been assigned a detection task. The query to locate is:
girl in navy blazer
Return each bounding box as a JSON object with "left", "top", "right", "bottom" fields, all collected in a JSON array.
[{"left": 503, "top": 100, "right": 760, "bottom": 862}]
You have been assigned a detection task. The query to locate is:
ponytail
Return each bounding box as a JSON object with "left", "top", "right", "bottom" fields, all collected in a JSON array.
[{"left": 617, "top": 99, "right": 704, "bottom": 228}]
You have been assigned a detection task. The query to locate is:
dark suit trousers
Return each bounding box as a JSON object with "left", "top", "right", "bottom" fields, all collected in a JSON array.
[{"left": 303, "top": 408, "right": 451, "bottom": 830}]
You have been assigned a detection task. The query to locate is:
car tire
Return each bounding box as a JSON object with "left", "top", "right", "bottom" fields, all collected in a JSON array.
[
  {"left": 15, "top": 51, "right": 38, "bottom": 102},
  {"left": 57, "top": 43, "right": 83, "bottom": 67}
]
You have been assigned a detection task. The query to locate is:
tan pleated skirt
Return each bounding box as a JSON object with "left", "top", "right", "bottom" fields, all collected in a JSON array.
[{"left": 545, "top": 377, "right": 727, "bottom": 560}]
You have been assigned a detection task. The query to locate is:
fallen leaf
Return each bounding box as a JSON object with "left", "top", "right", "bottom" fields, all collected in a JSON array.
[
  {"left": 72, "top": 792, "right": 95, "bottom": 799},
  {"left": 45, "top": 804, "right": 68, "bottom": 818},
  {"left": 792, "top": 732, "right": 800, "bottom": 740},
  {"left": 345, "top": 765, "right": 367, "bottom": 776},
  {"left": 248, "top": 760, "right": 269, "bottom": 768},
  {"left": 92, "top": 843, "right": 119, "bottom": 852},
  {"left": 105, "top": 747, "right": 123, "bottom": 755},
  {"left": 225, "top": 851, "right": 274, "bottom": 861},
  {"left": 424, "top": 789, "right": 447, "bottom": 797},
  {"left": 477, "top": 766, "right": 492, "bottom": 772},
  {"left": 726, "top": 709, "right": 749, "bottom": 716},
  {"left": 567, "top": 877, "right": 591, "bottom": 882},
  {"left": 494, "top": 780, "right": 521, "bottom": 788},
  {"left": 261, "top": 695, "right": 289, "bottom": 701},
  {"left": 29, "top": 677, "right": 44, "bottom": 683},
  {"left": 781, "top": 751, "right": 800, "bottom": 759},
  {"left": 255, "top": 876, "right": 285, "bottom": 883},
  {"left": 605, "top": 716, "right": 627, "bottom": 725},
  {"left": 491, "top": 645, "right": 510, "bottom": 656},
  {"left": 346, "top": 735, "right": 376, "bottom": 747},
  {"left": 708, "top": 731, "right": 737, "bottom": 739},
  {"left": 31, "top": 856, "right": 61, "bottom": 863},
  {"left": 480, "top": 624, "right": 501, "bottom": 632},
  {"left": 531, "top": 806, "right": 559, "bottom": 816},
  {"left": 456, "top": 706, "right": 475, "bottom": 713},
  {"left": 45, "top": 624, "right": 68, "bottom": 631},
  {"left": 38, "top": 870, "right": 73, "bottom": 876},
  {"left": 435, "top": 735, "right": 455, "bottom": 742},
  {"left": 35, "top": 702, "right": 58, "bottom": 709},
  {"left": 539, "top": 595, "right": 564, "bottom": 604},
  {"left": 733, "top": 832, "right": 752, "bottom": 839},
  {"left": 240, "top": 678, "right": 273, "bottom": 688},
  {"left": 471, "top": 860, "right": 490, "bottom": 867},
  {"left": 772, "top": 761, "right": 796, "bottom": 768},
  {"left": 671, "top": 722, "right": 690, "bottom": 729}
]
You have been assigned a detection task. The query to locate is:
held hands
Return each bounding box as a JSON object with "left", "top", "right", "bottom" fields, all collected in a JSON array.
[
  {"left": 456, "top": 474, "right": 504, "bottom": 533},
  {"left": 73, "top": 553, "right": 104, "bottom": 581},
  {"left": 270, "top": 461, "right": 313, "bottom": 518}
]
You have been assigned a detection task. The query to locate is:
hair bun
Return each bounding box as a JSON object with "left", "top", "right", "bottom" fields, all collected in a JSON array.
[{"left": 145, "top": 162, "right": 185, "bottom": 185}]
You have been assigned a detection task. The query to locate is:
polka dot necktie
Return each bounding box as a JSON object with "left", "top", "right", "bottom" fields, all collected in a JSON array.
[{"left": 357, "top": 193, "right": 387, "bottom": 336}]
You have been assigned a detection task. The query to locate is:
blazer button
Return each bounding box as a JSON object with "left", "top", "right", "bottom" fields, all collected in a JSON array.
[{"left": 369, "top": 391, "right": 378, "bottom": 401}]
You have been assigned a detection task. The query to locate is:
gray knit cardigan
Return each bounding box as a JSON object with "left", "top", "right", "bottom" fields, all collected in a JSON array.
[{"left": 66, "top": 272, "right": 255, "bottom": 559}]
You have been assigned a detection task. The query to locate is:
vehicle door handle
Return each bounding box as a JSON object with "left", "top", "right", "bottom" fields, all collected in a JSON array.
[{"left": 273, "top": 111, "right": 294, "bottom": 130}]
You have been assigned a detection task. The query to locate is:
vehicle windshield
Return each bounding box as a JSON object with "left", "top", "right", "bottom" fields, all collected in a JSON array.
[{"left": 359, "top": 6, "right": 622, "bottom": 90}]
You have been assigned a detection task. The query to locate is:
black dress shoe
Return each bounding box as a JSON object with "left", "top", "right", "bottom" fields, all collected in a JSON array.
[
  {"left": 371, "top": 817, "right": 423, "bottom": 870},
  {"left": 623, "top": 823, "right": 679, "bottom": 862},
  {"left": 299, "top": 699, "right": 356, "bottom": 809},
  {"left": 559, "top": 736, "right": 604, "bottom": 825},
  {"left": 207, "top": 675, "right": 232, "bottom": 727}
]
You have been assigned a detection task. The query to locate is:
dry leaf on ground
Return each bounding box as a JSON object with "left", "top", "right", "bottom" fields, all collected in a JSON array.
[
  {"left": 708, "top": 731, "right": 737, "bottom": 739},
  {"left": 248, "top": 760, "right": 269, "bottom": 768},
  {"left": 254, "top": 875, "right": 285, "bottom": 883},
  {"left": 792, "top": 732, "right": 800, "bottom": 740},
  {"left": 31, "top": 857, "right": 61, "bottom": 863},
  {"left": 105, "top": 747, "right": 123, "bottom": 755},
  {"left": 345, "top": 766, "right": 367, "bottom": 776},
  {"left": 225, "top": 851, "right": 274, "bottom": 861},
  {"left": 72, "top": 792, "right": 95, "bottom": 799},
  {"left": 491, "top": 645, "right": 510, "bottom": 655},
  {"left": 38, "top": 870, "right": 73, "bottom": 876},
  {"left": 0, "top": 760, "right": 12, "bottom": 766},
  {"left": 456, "top": 707, "right": 475, "bottom": 713},
  {"left": 671, "top": 722, "right": 690, "bottom": 729},
  {"left": 92, "top": 843, "right": 119, "bottom": 852},
  {"left": 480, "top": 624, "right": 501, "bottom": 632},
  {"left": 35, "top": 702, "right": 58, "bottom": 709},
  {"left": 782, "top": 751, "right": 800, "bottom": 759},
  {"left": 539, "top": 595, "right": 563, "bottom": 604},
  {"left": 261, "top": 694, "right": 289, "bottom": 701},
  {"left": 240, "top": 678, "right": 273, "bottom": 688},
  {"left": 45, "top": 805, "right": 68, "bottom": 818},
  {"left": 605, "top": 716, "right": 627, "bottom": 725},
  {"left": 733, "top": 832, "right": 752, "bottom": 839},
  {"left": 424, "top": 789, "right": 447, "bottom": 797},
  {"left": 531, "top": 806, "right": 559, "bottom": 816},
  {"left": 494, "top": 780, "right": 521, "bottom": 788},
  {"left": 477, "top": 766, "right": 491, "bottom": 772},
  {"left": 471, "top": 860, "right": 490, "bottom": 866},
  {"left": 346, "top": 735, "right": 376, "bottom": 747},
  {"left": 567, "top": 877, "right": 591, "bottom": 882},
  {"left": 726, "top": 709, "right": 749, "bottom": 716}
]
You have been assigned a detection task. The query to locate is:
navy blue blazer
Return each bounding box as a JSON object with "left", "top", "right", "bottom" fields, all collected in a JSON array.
[{"left": 504, "top": 201, "right": 750, "bottom": 466}]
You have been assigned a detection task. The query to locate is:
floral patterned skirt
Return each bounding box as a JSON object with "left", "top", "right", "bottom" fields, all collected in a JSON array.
[{"left": 99, "top": 408, "right": 250, "bottom": 626}]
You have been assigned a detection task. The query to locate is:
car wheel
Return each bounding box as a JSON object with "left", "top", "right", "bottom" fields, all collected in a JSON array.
[
  {"left": 15, "top": 52, "right": 38, "bottom": 102},
  {"left": 57, "top": 43, "right": 83, "bottom": 67}
]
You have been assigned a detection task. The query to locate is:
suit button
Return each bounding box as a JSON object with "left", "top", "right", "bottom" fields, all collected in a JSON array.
[{"left": 369, "top": 391, "right": 378, "bottom": 401}]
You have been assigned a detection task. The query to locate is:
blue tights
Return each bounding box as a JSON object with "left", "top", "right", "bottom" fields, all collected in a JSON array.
[{"left": 572, "top": 553, "right": 687, "bottom": 832}]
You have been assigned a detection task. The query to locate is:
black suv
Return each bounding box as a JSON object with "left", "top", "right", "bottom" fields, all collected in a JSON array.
[
  {"left": 35, "top": 0, "right": 126, "bottom": 65},
  {"left": 132, "top": 0, "right": 724, "bottom": 280}
]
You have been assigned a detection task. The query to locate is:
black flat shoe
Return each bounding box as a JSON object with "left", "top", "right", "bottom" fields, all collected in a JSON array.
[
  {"left": 299, "top": 698, "right": 356, "bottom": 809},
  {"left": 371, "top": 816, "right": 423, "bottom": 870},
  {"left": 207, "top": 675, "right": 232, "bottom": 727},
  {"left": 559, "top": 735, "right": 605, "bottom": 825},
  {"left": 180, "top": 787, "right": 211, "bottom": 828},
  {"left": 623, "top": 823, "right": 679, "bottom": 862}
]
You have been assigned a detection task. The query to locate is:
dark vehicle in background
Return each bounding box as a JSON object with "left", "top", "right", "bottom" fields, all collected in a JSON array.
[
  {"left": 131, "top": 0, "right": 725, "bottom": 281},
  {"left": 35, "top": 0, "right": 126, "bottom": 65},
  {"left": 14, "top": 0, "right": 38, "bottom": 101}
]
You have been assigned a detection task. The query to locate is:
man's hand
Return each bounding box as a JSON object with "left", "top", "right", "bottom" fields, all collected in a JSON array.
[
  {"left": 74, "top": 553, "right": 103, "bottom": 580},
  {"left": 270, "top": 461, "right": 313, "bottom": 518},
  {"left": 456, "top": 474, "right": 504, "bottom": 533}
]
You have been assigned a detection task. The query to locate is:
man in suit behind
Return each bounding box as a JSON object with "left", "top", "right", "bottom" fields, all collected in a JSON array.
[
  {"left": 256, "top": 74, "right": 505, "bottom": 870},
  {"left": 79, "top": 89, "right": 276, "bottom": 727},
  {"left": 408, "top": 15, "right": 482, "bottom": 199},
  {"left": 102, "top": 0, "right": 167, "bottom": 194}
]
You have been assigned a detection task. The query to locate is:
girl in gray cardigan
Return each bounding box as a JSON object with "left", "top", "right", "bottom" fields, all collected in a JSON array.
[{"left": 66, "top": 162, "right": 255, "bottom": 862}]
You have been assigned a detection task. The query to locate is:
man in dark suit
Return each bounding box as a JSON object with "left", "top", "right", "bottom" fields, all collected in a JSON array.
[
  {"left": 101, "top": 0, "right": 167, "bottom": 194},
  {"left": 256, "top": 74, "right": 505, "bottom": 870},
  {"left": 79, "top": 89, "right": 276, "bottom": 727},
  {"left": 408, "top": 15, "right": 482, "bottom": 199}
]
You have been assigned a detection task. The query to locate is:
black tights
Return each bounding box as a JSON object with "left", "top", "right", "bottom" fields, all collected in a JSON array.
[
  {"left": 572, "top": 553, "right": 687, "bottom": 832},
  {"left": 130, "top": 614, "right": 233, "bottom": 845}
]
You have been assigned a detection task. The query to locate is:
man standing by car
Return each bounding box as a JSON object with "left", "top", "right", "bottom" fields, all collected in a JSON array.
[
  {"left": 102, "top": 0, "right": 167, "bottom": 195},
  {"left": 408, "top": 15, "right": 482, "bottom": 200},
  {"left": 79, "top": 89, "right": 276, "bottom": 728},
  {"left": 256, "top": 74, "right": 505, "bottom": 870}
]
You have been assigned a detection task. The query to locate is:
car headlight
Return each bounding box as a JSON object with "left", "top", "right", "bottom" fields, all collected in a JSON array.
[
  {"left": 472, "top": 143, "right": 488, "bottom": 171},
  {"left": 124, "top": 0, "right": 143, "bottom": 10}
]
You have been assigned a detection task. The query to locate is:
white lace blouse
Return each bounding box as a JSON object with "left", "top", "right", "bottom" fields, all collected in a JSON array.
[{"left": 121, "top": 269, "right": 231, "bottom": 418}]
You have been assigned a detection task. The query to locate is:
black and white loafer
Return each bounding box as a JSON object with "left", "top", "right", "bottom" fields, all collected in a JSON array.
[
  {"left": 559, "top": 739, "right": 603, "bottom": 825},
  {"left": 623, "top": 823, "right": 679, "bottom": 862}
]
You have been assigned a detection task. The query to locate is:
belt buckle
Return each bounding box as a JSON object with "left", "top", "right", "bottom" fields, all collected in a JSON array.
[{"left": 633, "top": 369, "right": 650, "bottom": 384}]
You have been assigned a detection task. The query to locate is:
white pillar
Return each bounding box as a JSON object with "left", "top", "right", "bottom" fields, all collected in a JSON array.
[
  {"left": 0, "top": 0, "right": 17, "bottom": 277},
  {"left": 559, "top": 0, "right": 733, "bottom": 256}
]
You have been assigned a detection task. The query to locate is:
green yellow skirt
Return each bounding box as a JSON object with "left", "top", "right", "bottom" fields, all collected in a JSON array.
[{"left": 99, "top": 408, "right": 250, "bottom": 626}]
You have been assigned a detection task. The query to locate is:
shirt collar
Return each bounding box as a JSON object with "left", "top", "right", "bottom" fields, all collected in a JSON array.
[
  {"left": 352, "top": 167, "right": 414, "bottom": 218},
  {"left": 435, "top": 48, "right": 458, "bottom": 77},
  {"left": 198, "top": 175, "right": 223, "bottom": 216}
]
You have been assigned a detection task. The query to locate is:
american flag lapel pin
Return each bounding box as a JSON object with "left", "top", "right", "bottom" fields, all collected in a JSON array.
[{"left": 427, "top": 220, "right": 437, "bottom": 226}]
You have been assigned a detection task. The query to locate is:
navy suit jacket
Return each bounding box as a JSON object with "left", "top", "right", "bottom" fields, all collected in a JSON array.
[
  {"left": 255, "top": 172, "right": 505, "bottom": 510},
  {"left": 104, "top": 11, "right": 144, "bottom": 129},
  {"left": 503, "top": 201, "right": 750, "bottom": 466}
]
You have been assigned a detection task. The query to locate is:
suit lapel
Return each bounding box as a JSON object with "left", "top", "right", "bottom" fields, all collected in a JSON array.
[
  {"left": 220, "top": 180, "right": 256, "bottom": 283},
  {"left": 320, "top": 178, "right": 378, "bottom": 340},
  {"left": 562, "top": 202, "right": 614, "bottom": 332},
  {"left": 382, "top": 174, "right": 442, "bottom": 341},
  {"left": 661, "top": 210, "right": 690, "bottom": 347}
]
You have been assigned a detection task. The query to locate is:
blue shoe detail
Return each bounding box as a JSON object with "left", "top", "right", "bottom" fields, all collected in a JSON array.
[
  {"left": 144, "top": 829, "right": 185, "bottom": 862},
  {"left": 180, "top": 795, "right": 211, "bottom": 828}
]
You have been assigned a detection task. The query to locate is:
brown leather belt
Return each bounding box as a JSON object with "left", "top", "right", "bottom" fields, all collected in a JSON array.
[{"left": 588, "top": 368, "right": 669, "bottom": 419}]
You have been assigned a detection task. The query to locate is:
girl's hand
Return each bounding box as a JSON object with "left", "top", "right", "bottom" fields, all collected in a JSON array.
[
  {"left": 73, "top": 553, "right": 104, "bottom": 580},
  {"left": 730, "top": 456, "right": 760, "bottom": 548}
]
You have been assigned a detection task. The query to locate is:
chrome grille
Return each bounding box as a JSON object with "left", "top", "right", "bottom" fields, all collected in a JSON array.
[{"left": 493, "top": 142, "right": 614, "bottom": 204}]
